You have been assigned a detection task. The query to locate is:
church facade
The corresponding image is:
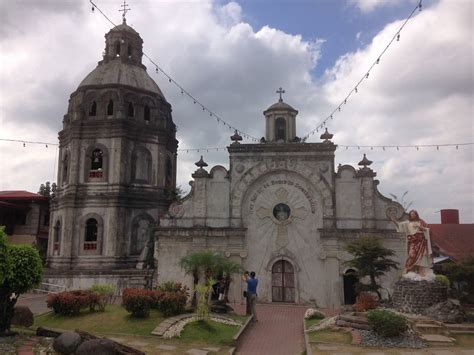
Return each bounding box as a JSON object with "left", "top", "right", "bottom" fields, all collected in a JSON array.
[
  {"left": 156, "top": 97, "right": 406, "bottom": 307},
  {"left": 44, "top": 19, "right": 178, "bottom": 289}
]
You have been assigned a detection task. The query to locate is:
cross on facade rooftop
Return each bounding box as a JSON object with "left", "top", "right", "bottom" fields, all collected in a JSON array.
[
  {"left": 276, "top": 87, "right": 285, "bottom": 102},
  {"left": 119, "top": 1, "right": 131, "bottom": 22}
]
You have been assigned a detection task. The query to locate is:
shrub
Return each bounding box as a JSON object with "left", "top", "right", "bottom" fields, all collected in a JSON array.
[
  {"left": 354, "top": 292, "right": 378, "bottom": 312},
  {"left": 156, "top": 282, "right": 189, "bottom": 316},
  {"left": 90, "top": 284, "right": 115, "bottom": 311},
  {"left": 47, "top": 290, "right": 95, "bottom": 316},
  {"left": 435, "top": 274, "right": 450, "bottom": 287},
  {"left": 159, "top": 291, "right": 188, "bottom": 316},
  {"left": 122, "top": 288, "right": 153, "bottom": 318},
  {"left": 367, "top": 309, "right": 407, "bottom": 338}
]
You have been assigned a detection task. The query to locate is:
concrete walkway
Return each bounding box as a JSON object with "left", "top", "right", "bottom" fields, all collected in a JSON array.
[{"left": 234, "top": 303, "right": 309, "bottom": 355}]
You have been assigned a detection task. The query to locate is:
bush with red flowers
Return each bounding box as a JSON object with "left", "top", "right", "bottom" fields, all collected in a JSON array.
[{"left": 47, "top": 290, "right": 97, "bottom": 316}]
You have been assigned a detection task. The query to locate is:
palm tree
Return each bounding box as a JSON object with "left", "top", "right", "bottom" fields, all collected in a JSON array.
[{"left": 180, "top": 250, "right": 241, "bottom": 306}]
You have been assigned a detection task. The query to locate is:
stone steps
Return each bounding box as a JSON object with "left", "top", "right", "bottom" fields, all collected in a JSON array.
[
  {"left": 336, "top": 314, "right": 370, "bottom": 330},
  {"left": 414, "top": 323, "right": 446, "bottom": 335},
  {"left": 445, "top": 323, "right": 474, "bottom": 333}
]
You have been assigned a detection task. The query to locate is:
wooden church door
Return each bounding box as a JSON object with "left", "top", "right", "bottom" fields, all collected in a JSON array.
[{"left": 272, "top": 260, "right": 295, "bottom": 302}]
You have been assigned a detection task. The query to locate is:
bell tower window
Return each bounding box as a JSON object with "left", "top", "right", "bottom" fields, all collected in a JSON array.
[
  {"left": 166, "top": 157, "right": 173, "bottom": 186},
  {"left": 144, "top": 105, "right": 150, "bottom": 121},
  {"left": 107, "top": 100, "right": 114, "bottom": 116},
  {"left": 89, "top": 101, "right": 97, "bottom": 116},
  {"left": 89, "top": 149, "right": 103, "bottom": 179},
  {"left": 84, "top": 218, "right": 98, "bottom": 250},
  {"left": 53, "top": 220, "right": 61, "bottom": 255},
  {"left": 275, "top": 117, "right": 286, "bottom": 141},
  {"left": 128, "top": 102, "right": 134, "bottom": 117},
  {"left": 115, "top": 42, "right": 121, "bottom": 57},
  {"left": 127, "top": 44, "right": 132, "bottom": 58},
  {"left": 62, "top": 154, "right": 68, "bottom": 185}
]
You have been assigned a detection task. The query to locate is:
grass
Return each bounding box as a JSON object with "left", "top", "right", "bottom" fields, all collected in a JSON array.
[
  {"left": 452, "top": 333, "right": 474, "bottom": 348},
  {"left": 180, "top": 319, "right": 239, "bottom": 346},
  {"left": 308, "top": 328, "right": 352, "bottom": 344},
  {"left": 304, "top": 317, "right": 322, "bottom": 330},
  {"left": 34, "top": 305, "right": 163, "bottom": 336}
]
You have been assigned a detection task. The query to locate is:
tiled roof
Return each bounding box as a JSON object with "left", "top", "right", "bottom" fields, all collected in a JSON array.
[
  {"left": 0, "top": 191, "right": 48, "bottom": 201},
  {"left": 429, "top": 224, "right": 474, "bottom": 261}
]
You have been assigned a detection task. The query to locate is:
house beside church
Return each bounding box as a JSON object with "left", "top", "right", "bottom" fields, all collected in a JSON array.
[{"left": 156, "top": 95, "right": 406, "bottom": 307}]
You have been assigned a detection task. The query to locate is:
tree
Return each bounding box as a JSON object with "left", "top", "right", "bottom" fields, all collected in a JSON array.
[
  {"left": 180, "top": 250, "right": 241, "bottom": 306},
  {"left": 345, "top": 236, "right": 399, "bottom": 300},
  {"left": 444, "top": 257, "right": 474, "bottom": 303},
  {"left": 0, "top": 226, "right": 43, "bottom": 335}
]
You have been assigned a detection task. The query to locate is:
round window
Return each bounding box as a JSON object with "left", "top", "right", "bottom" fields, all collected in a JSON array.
[{"left": 273, "top": 203, "right": 291, "bottom": 221}]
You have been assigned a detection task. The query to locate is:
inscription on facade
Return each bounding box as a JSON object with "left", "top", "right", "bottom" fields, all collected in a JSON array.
[{"left": 249, "top": 179, "right": 316, "bottom": 213}]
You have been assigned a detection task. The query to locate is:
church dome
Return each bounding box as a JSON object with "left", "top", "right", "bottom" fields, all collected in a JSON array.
[
  {"left": 78, "top": 61, "right": 164, "bottom": 96},
  {"left": 264, "top": 100, "right": 298, "bottom": 115},
  {"left": 77, "top": 19, "right": 164, "bottom": 98}
]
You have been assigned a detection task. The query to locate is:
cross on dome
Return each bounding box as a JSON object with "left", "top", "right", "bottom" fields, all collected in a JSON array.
[
  {"left": 276, "top": 87, "right": 285, "bottom": 102},
  {"left": 118, "top": 1, "right": 131, "bottom": 23}
]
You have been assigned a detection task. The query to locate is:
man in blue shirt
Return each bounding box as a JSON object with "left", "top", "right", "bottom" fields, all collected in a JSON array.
[{"left": 243, "top": 271, "right": 258, "bottom": 321}]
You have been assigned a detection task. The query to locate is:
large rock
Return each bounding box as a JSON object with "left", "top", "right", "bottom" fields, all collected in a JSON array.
[
  {"left": 53, "top": 331, "right": 82, "bottom": 354},
  {"left": 424, "top": 299, "right": 466, "bottom": 324},
  {"left": 75, "top": 339, "right": 122, "bottom": 355},
  {"left": 11, "top": 305, "right": 34, "bottom": 327}
]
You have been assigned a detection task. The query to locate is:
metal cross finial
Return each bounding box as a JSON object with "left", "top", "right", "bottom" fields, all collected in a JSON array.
[
  {"left": 119, "top": 1, "right": 131, "bottom": 22},
  {"left": 276, "top": 87, "right": 285, "bottom": 102}
]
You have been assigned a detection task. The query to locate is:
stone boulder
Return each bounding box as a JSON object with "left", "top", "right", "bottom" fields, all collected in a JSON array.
[
  {"left": 11, "top": 305, "right": 34, "bottom": 327},
  {"left": 424, "top": 299, "right": 466, "bottom": 324},
  {"left": 53, "top": 331, "right": 82, "bottom": 354},
  {"left": 75, "top": 339, "right": 122, "bottom": 355}
]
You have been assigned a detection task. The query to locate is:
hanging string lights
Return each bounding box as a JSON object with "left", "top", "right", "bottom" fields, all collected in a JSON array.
[{"left": 302, "top": 0, "right": 423, "bottom": 140}]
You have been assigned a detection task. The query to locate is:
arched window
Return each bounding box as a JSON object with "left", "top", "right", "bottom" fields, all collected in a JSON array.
[
  {"left": 89, "top": 101, "right": 97, "bottom": 116},
  {"left": 166, "top": 157, "right": 173, "bottom": 186},
  {"left": 275, "top": 117, "right": 286, "bottom": 141},
  {"left": 115, "top": 42, "right": 121, "bottom": 56},
  {"left": 62, "top": 155, "right": 68, "bottom": 185},
  {"left": 53, "top": 220, "right": 61, "bottom": 255},
  {"left": 107, "top": 99, "right": 114, "bottom": 116},
  {"left": 132, "top": 148, "right": 152, "bottom": 183},
  {"left": 84, "top": 218, "right": 98, "bottom": 250},
  {"left": 91, "top": 149, "right": 103, "bottom": 170},
  {"left": 127, "top": 44, "right": 132, "bottom": 57},
  {"left": 127, "top": 102, "right": 134, "bottom": 117},
  {"left": 144, "top": 105, "right": 150, "bottom": 121},
  {"left": 131, "top": 218, "right": 151, "bottom": 255}
]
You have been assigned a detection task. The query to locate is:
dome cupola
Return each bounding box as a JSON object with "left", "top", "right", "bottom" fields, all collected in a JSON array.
[{"left": 263, "top": 88, "right": 299, "bottom": 143}]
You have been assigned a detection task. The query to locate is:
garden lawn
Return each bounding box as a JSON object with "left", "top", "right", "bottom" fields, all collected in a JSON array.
[
  {"left": 308, "top": 328, "right": 352, "bottom": 344},
  {"left": 34, "top": 305, "right": 163, "bottom": 336},
  {"left": 304, "top": 317, "right": 321, "bottom": 330},
  {"left": 180, "top": 319, "right": 239, "bottom": 346}
]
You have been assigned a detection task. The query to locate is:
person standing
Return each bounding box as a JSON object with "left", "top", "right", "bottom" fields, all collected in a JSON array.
[{"left": 243, "top": 271, "right": 258, "bottom": 321}]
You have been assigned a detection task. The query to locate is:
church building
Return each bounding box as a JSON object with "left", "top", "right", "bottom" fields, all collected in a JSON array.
[
  {"left": 44, "top": 18, "right": 178, "bottom": 289},
  {"left": 44, "top": 15, "right": 406, "bottom": 306},
  {"left": 156, "top": 93, "right": 406, "bottom": 307}
]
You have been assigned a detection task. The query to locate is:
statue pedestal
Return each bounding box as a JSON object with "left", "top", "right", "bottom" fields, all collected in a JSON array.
[{"left": 392, "top": 279, "right": 447, "bottom": 314}]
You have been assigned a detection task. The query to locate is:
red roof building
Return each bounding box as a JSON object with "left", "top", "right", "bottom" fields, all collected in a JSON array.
[
  {"left": 0, "top": 190, "right": 50, "bottom": 260},
  {"left": 429, "top": 209, "right": 474, "bottom": 262}
]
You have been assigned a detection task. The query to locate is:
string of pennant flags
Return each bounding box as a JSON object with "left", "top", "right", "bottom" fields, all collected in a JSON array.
[
  {"left": 91, "top": 0, "right": 424, "bottom": 143},
  {"left": 2, "top": 138, "right": 472, "bottom": 153},
  {"left": 302, "top": 0, "right": 423, "bottom": 140},
  {"left": 89, "top": 0, "right": 258, "bottom": 142}
]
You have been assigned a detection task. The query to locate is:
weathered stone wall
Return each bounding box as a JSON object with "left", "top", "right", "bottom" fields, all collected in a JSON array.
[{"left": 392, "top": 279, "right": 448, "bottom": 314}]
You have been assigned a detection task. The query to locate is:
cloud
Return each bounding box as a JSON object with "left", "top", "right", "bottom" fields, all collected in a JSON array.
[
  {"left": 0, "top": 0, "right": 472, "bottom": 223},
  {"left": 348, "top": 0, "right": 416, "bottom": 13}
]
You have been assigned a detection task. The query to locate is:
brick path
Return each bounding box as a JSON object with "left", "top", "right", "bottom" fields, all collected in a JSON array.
[{"left": 234, "top": 303, "right": 309, "bottom": 355}]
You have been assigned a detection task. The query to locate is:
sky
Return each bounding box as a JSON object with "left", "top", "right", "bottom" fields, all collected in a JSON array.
[{"left": 0, "top": 0, "right": 472, "bottom": 223}]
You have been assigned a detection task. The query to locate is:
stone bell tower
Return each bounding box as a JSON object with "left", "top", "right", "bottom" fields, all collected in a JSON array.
[
  {"left": 263, "top": 87, "right": 299, "bottom": 142},
  {"left": 45, "top": 15, "right": 178, "bottom": 289}
]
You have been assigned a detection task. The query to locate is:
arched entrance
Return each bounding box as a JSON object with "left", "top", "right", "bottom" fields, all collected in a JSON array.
[
  {"left": 272, "top": 260, "right": 295, "bottom": 303},
  {"left": 343, "top": 269, "right": 358, "bottom": 305}
]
